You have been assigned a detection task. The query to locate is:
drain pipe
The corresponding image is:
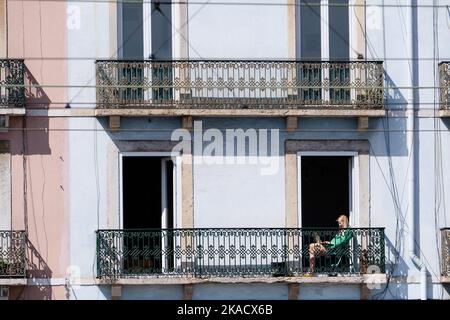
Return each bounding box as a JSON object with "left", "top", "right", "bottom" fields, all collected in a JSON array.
[{"left": 407, "top": 0, "right": 427, "bottom": 300}]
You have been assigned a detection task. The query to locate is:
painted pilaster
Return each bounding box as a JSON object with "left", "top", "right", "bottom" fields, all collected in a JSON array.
[
  {"left": 182, "top": 151, "right": 193, "bottom": 228},
  {"left": 285, "top": 151, "right": 298, "bottom": 228},
  {"left": 354, "top": 0, "right": 366, "bottom": 58},
  {"left": 109, "top": 1, "right": 118, "bottom": 58},
  {"left": 287, "top": 0, "right": 296, "bottom": 60},
  {"left": 174, "top": 1, "right": 189, "bottom": 59}
]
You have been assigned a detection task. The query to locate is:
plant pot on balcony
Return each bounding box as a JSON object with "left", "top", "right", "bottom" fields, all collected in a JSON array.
[{"left": 271, "top": 262, "right": 294, "bottom": 277}]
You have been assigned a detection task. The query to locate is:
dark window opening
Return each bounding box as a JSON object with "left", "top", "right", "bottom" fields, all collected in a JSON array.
[
  {"left": 301, "top": 156, "right": 350, "bottom": 228},
  {"left": 122, "top": 156, "right": 174, "bottom": 274},
  {"left": 123, "top": 156, "right": 163, "bottom": 229},
  {"left": 301, "top": 156, "right": 352, "bottom": 273},
  {"left": 299, "top": 0, "right": 322, "bottom": 60},
  {"left": 120, "top": 1, "right": 144, "bottom": 60}
]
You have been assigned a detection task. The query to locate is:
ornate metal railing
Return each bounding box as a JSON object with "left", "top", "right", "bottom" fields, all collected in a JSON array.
[
  {"left": 0, "top": 59, "right": 25, "bottom": 108},
  {"left": 442, "top": 228, "right": 450, "bottom": 277},
  {"left": 96, "top": 228, "right": 385, "bottom": 279},
  {"left": 0, "top": 231, "right": 26, "bottom": 278},
  {"left": 439, "top": 62, "right": 450, "bottom": 109},
  {"left": 96, "top": 60, "right": 384, "bottom": 109}
]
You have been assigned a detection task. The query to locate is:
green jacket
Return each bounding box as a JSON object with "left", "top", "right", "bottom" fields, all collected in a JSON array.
[{"left": 326, "top": 229, "right": 353, "bottom": 250}]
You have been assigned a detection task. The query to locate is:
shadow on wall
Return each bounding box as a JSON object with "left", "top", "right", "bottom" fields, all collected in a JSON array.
[
  {"left": 24, "top": 66, "right": 51, "bottom": 109},
  {"left": 0, "top": 67, "right": 52, "bottom": 155},
  {"left": 8, "top": 239, "right": 53, "bottom": 300},
  {"left": 380, "top": 235, "right": 408, "bottom": 299},
  {"left": 24, "top": 239, "right": 52, "bottom": 299},
  {"left": 440, "top": 118, "right": 450, "bottom": 131},
  {"left": 384, "top": 72, "right": 408, "bottom": 111},
  {"left": 22, "top": 65, "right": 52, "bottom": 155},
  {"left": 1, "top": 65, "right": 52, "bottom": 155},
  {"left": 6, "top": 115, "right": 51, "bottom": 156},
  {"left": 366, "top": 72, "right": 408, "bottom": 158},
  {"left": 2, "top": 66, "right": 53, "bottom": 156},
  {"left": 443, "top": 284, "right": 450, "bottom": 298}
]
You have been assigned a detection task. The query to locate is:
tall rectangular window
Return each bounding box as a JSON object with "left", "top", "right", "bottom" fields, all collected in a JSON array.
[
  {"left": 120, "top": 0, "right": 144, "bottom": 60},
  {"left": 297, "top": 0, "right": 351, "bottom": 104},
  {"left": 300, "top": 0, "right": 321, "bottom": 60},
  {"left": 329, "top": 0, "right": 350, "bottom": 103},
  {"left": 329, "top": 0, "right": 349, "bottom": 60},
  {"left": 151, "top": 1, "right": 173, "bottom": 100},
  {"left": 299, "top": 0, "right": 322, "bottom": 101},
  {"left": 151, "top": 1, "right": 172, "bottom": 60},
  {"left": 117, "top": 1, "right": 174, "bottom": 102}
]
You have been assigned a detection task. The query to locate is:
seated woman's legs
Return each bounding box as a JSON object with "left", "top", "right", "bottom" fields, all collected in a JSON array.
[{"left": 308, "top": 243, "right": 327, "bottom": 273}]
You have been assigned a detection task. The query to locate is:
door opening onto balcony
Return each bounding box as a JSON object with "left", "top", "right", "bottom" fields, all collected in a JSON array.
[
  {"left": 122, "top": 156, "right": 174, "bottom": 229},
  {"left": 298, "top": 154, "right": 357, "bottom": 273},
  {"left": 296, "top": 0, "right": 351, "bottom": 105},
  {"left": 121, "top": 155, "right": 176, "bottom": 274},
  {"left": 299, "top": 155, "right": 355, "bottom": 228}
]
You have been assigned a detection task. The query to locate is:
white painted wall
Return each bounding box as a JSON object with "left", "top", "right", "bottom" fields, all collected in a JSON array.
[
  {"left": 188, "top": 0, "right": 289, "bottom": 59},
  {"left": 193, "top": 283, "right": 288, "bottom": 300},
  {"left": 194, "top": 160, "right": 285, "bottom": 228},
  {"left": 67, "top": 1, "right": 111, "bottom": 108},
  {"left": 70, "top": 285, "right": 111, "bottom": 300},
  {"left": 121, "top": 285, "right": 184, "bottom": 300},
  {"left": 299, "top": 284, "right": 360, "bottom": 300},
  {"left": 69, "top": 117, "right": 110, "bottom": 279}
]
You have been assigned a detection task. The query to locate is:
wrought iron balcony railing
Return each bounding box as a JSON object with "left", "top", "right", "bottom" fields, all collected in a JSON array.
[
  {"left": 0, "top": 230, "right": 26, "bottom": 278},
  {"left": 96, "top": 60, "right": 384, "bottom": 109},
  {"left": 442, "top": 228, "right": 450, "bottom": 277},
  {"left": 0, "top": 59, "right": 25, "bottom": 108},
  {"left": 96, "top": 228, "right": 385, "bottom": 279},
  {"left": 440, "top": 62, "right": 450, "bottom": 109}
]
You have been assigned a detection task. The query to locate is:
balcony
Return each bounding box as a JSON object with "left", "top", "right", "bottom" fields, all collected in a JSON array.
[
  {"left": 96, "top": 228, "right": 385, "bottom": 281},
  {"left": 0, "top": 230, "right": 26, "bottom": 285},
  {"left": 440, "top": 62, "right": 450, "bottom": 106},
  {"left": 95, "top": 60, "right": 385, "bottom": 117},
  {"left": 442, "top": 228, "right": 450, "bottom": 282},
  {"left": 0, "top": 59, "right": 25, "bottom": 114}
]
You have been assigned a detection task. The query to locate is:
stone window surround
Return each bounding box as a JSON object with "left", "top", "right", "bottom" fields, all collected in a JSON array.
[
  {"left": 285, "top": 140, "right": 370, "bottom": 228},
  {"left": 109, "top": 140, "right": 193, "bottom": 229}
]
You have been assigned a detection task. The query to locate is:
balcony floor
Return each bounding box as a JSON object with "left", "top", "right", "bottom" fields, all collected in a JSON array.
[
  {"left": 95, "top": 274, "right": 387, "bottom": 286},
  {"left": 0, "top": 108, "right": 26, "bottom": 116},
  {"left": 439, "top": 109, "right": 450, "bottom": 117},
  {"left": 0, "top": 278, "right": 27, "bottom": 286},
  {"left": 95, "top": 108, "right": 386, "bottom": 118}
]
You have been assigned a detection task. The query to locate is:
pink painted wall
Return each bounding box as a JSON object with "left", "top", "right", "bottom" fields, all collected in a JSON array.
[
  {"left": 3, "top": 1, "right": 69, "bottom": 300},
  {"left": 9, "top": 0, "right": 67, "bottom": 109}
]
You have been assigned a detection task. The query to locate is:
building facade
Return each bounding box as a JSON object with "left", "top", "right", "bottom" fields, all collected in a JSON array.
[{"left": 0, "top": 0, "right": 449, "bottom": 300}]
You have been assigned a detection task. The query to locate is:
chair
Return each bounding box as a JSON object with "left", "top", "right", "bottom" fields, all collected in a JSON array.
[{"left": 327, "top": 231, "right": 355, "bottom": 276}]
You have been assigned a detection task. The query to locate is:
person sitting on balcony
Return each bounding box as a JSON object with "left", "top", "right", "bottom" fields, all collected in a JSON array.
[{"left": 308, "top": 214, "right": 353, "bottom": 274}]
